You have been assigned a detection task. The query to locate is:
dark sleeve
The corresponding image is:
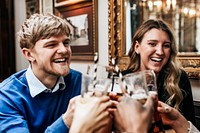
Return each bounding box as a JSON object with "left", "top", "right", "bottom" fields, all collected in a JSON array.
[
  {"left": 179, "top": 70, "right": 196, "bottom": 126},
  {"left": 121, "top": 69, "right": 133, "bottom": 76}
]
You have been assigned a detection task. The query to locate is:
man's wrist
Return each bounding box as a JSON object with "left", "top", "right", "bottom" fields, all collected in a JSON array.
[
  {"left": 62, "top": 114, "right": 70, "bottom": 128},
  {"left": 70, "top": 120, "right": 92, "bottom": 133}
]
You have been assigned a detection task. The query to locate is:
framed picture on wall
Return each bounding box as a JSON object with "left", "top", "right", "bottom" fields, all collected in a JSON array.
[
  {"left": 55, "top": 0, "right": 98, "bottom": 61},
  {"left": 40, "top": 0, "right": 54, "bottom": 14},
  {"left": 26, "top": 0, "right": 40, "bottom": 18}
]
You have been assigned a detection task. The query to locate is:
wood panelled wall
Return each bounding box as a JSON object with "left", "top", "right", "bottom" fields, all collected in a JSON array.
[{"left": 0, "top": 0, "right": 15, "bottom": 82}]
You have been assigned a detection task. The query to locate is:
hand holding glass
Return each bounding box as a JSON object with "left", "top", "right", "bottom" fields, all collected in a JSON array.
[{"left": 124, "top": 70, "right": 165, "bottom": 133}]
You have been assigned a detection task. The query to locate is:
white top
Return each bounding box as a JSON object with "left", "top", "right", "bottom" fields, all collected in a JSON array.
[
  {"left": 26, "top": 66, "right": 66, "bottom": 97},
  {"left": 188, "top": 121, "right": 200, "bottom": 133}
]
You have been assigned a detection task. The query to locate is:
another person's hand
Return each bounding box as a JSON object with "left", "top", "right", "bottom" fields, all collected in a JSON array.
[
  {"left": 157, "top": 101, "right": 190, "bottom": 133},
  {"left": 62, "top": 95, "right": 80, "bottom": 128},
  {"left": 113, "top": 94, "right": 156, "bottom": 133},
  {"left": 69, "top": 95, "right": 115, "bottom": 133}
]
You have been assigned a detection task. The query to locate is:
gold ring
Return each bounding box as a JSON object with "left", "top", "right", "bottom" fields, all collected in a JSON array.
[{"left": 165, "top": 106, "right": 169, "bottom": 113}]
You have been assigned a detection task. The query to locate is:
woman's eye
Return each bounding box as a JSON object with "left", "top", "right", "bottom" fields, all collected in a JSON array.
[{"left": 163, "top": 43, "right": 171, "bottom": 48}]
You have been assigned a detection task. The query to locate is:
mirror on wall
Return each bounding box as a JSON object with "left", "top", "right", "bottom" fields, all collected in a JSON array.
[
  {"left": 125, "top": 0, "right": 200, "bottom": 54},
  {"left": 108, "top": 0, "right": 200, "bottom": 79}
]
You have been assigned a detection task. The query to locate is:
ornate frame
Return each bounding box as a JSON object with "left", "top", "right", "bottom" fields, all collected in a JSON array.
[
  {"left": 108, "top": 0, "right": 129, "bottom": 70},
  {"left": 108, "top": 0, "right": 200, "bottom": 79},
  {"left": 26, "top": 0, "right": 40, "bottom": 18},
  {"left": 176, "top": 53, "right": 200, "bottom": 79}
]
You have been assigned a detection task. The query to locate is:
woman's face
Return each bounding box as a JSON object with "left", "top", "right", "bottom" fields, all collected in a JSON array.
[{"left": 135, "top": 28, "right": 171, "bottom": 74}]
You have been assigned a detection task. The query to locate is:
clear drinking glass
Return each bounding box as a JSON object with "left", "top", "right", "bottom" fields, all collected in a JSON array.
[
  {"left": 83, "top": 64, "right": 126, "bottom": 101},
  {"left": 124, "top": 70, "right": 165, "bottom": 133},
  {"left": 144, "top": 70, "right": 165, "bottom": 133},
  {"left": 107, "top": 76, "right": 124, "bottom": 101},
  {"left": 81, "top": 74, "right": 112, "bottom": 98},
  {"left": 124, "top": 70, "right": 149, "bottom": 104},
  {"left": 85, "top": 65, "right": 111, "bottom": 79},
  {"left": 144, "top": 70, "right": 157, "bottom": 93}
]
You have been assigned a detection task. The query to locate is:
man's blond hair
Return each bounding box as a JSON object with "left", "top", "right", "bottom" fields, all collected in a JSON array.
[{"left": 18, "top": 13, "right": 70, "bottom": 49}]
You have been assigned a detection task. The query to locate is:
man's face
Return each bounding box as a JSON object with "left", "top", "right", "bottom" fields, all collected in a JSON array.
[{"left": 29, "top": 35, "right": 71, "bottom": 79}]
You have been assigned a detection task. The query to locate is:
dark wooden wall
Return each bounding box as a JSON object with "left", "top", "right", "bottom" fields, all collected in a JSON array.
[
  {"left": 0, "top": 0, "right": 16, "bottom": 82},
  {"left": 194, "top": 100, "right": 200, "bottom": 130}
]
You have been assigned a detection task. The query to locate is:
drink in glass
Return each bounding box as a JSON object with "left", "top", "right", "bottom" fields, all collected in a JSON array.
[
  {"left": 124, "top": 70, "right": 165, "bottom": 133},
  {"left": 107, "top": 76, "right": 124, "bottom": 101},
  {"left": 124, "top": 70, "right": 148, "bottom": 104}
]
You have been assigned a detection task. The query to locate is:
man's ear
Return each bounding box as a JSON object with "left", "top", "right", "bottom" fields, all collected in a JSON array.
[
  {"left": 22, "top": 48, "right": 35, "bottom": 62},
  {"left": 134, "top": 41, "right": 140, "bottom": 54}
]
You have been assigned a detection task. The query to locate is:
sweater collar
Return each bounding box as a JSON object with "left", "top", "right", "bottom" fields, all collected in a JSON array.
[{"left": 26, "top": 66, "right": 66, "bottom": 97}]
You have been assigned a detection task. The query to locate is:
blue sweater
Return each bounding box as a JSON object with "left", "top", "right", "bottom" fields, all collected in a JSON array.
[{"left": 0, "top": 69, "right": 82, "bottom": 133}]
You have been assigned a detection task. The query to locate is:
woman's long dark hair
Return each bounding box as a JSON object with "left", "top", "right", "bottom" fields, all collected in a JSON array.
[{"left": 128, "top": 19, "right": 183, "bottom": 109}]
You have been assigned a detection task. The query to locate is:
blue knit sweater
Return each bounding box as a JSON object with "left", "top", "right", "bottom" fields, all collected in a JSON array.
[{"left": 0, "top": 69, "right": 82, "bottom": 133}]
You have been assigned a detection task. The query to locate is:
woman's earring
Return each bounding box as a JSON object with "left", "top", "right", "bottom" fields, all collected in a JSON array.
[{"left": 135, "top": 50, "right": 139, "bottom": 54}]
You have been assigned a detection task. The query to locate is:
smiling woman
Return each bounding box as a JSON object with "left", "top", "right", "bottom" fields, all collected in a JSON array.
[
  {"left": 133, "top": 28, "right": 171, "bottom": 74},
  {"left": 108, "top": 0, "right": 200, "bottom": 79},
  {"left": 120, "top": 19, "right": 196, "bottom": 131}
]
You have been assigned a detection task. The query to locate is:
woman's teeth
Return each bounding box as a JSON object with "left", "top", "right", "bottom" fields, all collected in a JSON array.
[{"left": 151, "top": 57, "right": 162, "bottom": 62}]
